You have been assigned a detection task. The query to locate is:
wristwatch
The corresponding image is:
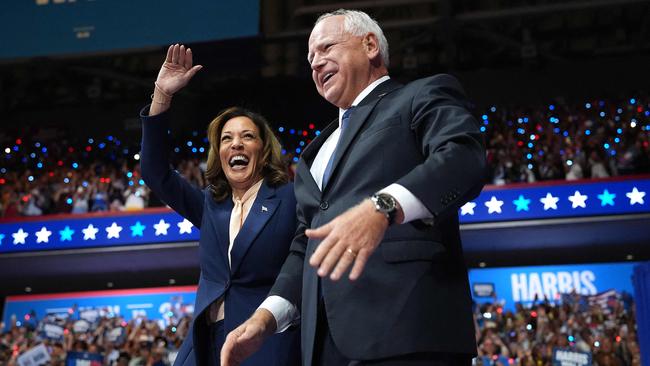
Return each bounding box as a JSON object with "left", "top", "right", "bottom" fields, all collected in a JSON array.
[{"left": 370, "top": 192, "right": 398, "bottom": 225}]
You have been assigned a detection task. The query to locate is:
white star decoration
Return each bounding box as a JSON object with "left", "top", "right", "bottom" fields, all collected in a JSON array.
[
  {"left": 626, "top": 187, "right": 645, "bottom": 205},
  {"left": 177, "top": 219, "right": 194, "bottom": 234},
  {"left": 154, "top": 219, "right": 170, "bottom": 236},
  {"left": 82, "top": 224, "right": 99, "bottom": 240},
  {"left": 484, "top": 196, "right": 504, "bottom": 214},
  {"left": 568, "top": 191, "right": 588, "bottom": 209},
  {"left": 106, "top": 222, "right": 123, "bottom": 239},
  {"left": 540, "top": 193, "right": 559, "bottom": 211},
  {"left": 12, "top": 228, "right": 28, "bottom": 245},
  {"left": 35, "top": 227, "right": 52, "bottom": 243},
  {"left": 460, "top": 202, "right": 476, "bottom": 215},
  {"left": 2, "top": 185, "right": 642, "bottom": 251}
]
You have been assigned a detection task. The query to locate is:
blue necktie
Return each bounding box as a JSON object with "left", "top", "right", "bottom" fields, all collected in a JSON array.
[{"left": 321, "top": 107, "right": 354, "bottom": 188}]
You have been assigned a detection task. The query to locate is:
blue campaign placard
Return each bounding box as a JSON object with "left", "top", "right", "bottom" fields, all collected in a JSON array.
[
  {"left": 552, "top": 348, "right": 592, "bottom": 366},
  {"left": 2, "top": 286, "right": 196, "bottom": 332},
  {"left": 469, "top": 262, "right": 636, "bottom": 311},
  {"left": 65, "top": 352, "right": 103, "bottom": 366},
  {"left": 0, "top": 0, "right": 259, "bottom": 59}
]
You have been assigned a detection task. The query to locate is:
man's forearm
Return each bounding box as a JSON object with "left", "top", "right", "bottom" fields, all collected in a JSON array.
[
  {"left": 258, "top": 295, "right": 300, "bottom": 333},
  {"left": 249, "top": 308, "right": 278, "bottom": 337}
]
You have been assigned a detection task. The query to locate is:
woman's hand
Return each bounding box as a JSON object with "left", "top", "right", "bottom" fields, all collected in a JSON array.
[
  {"left": 150, "top": 44, "right": 202, "bottom": 115},
  {"left": 156, "top": 44, "right": 202, "bottom": 96}
]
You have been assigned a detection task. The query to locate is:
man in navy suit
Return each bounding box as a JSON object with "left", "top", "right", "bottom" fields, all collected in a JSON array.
[{"left": 222, "top": 9, "right": 486, "bottom": 366}]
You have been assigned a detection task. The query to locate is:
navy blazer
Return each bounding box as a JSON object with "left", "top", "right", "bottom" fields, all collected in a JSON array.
[
  {"left": 140, "top": 107, "right": 300, "bottom": 366},
  {"left": 270, "top": 75, "right": 486, "bottom": 364}
]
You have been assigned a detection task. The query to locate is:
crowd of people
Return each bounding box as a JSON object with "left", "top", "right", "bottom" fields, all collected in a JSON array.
[
  {"left": 484, "top": 96, "right": 650, "bottom": 185},
  {"left": 1, "top": 95, "right": 648, "bottom": 219},
  {"left": 474, "top": 291, "right": 641, "bottom": 366},
  {"left": 0, "top": 290, "right": 640, "bottom": 365},
  {"left": 0, "top": 312, "right": 190, "bottom": 365}
]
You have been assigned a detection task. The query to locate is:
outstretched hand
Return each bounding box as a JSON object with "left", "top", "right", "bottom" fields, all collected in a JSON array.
[
  {"left": 221, "top": 309, "right": 276, "bottom": 366},
  {"left": 307, "top": 199, "right": 393, "bottom": 281},
  {"left": 155, "top": 44, "right": 202, "bottom": 96}
]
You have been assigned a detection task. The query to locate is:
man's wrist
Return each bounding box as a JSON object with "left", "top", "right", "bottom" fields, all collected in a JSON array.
[
  {"left": 252, "top": 308, "right": 277, "bottom": 337},
  {"left": 370, "top": 193, "right": 404, "bottom": 225},
  {"left": 394, "top": 202, "right": 405, "bottom": 225}
]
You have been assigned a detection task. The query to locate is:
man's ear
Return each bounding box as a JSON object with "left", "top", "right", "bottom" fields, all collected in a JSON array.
[{"left": 363, "top": 33, "right": 381, "bottom": 60}]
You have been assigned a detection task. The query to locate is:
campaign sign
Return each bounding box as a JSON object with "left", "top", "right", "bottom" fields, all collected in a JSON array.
[
  {"left": 40, "top": 323, "right": 65, "bottom": 342},
  {"left": 105, "top": 327, "right": 125, "bottom": 344},
  {"left": 65, "top": 352, "right": 102, "bottom": 366},
  {"left": 552, "top": 348, "right": 592, "bottom": 366},
  {"left": 2, "top": 286, "right": 196, "bottom": 332},
  {"left": 473, "top": 283, "right": 495, "bottom": 298},
  {"left": 73, "top": 320, "right": 90, "bottom": 333},
  {"left": 17, "top": 343, "right": 50, "bottom": 366},
  {"left": 469, "top": 262, "right": 636, "bottom": 311},
  {"left": 79, "top": 309, "right": 99, "bottom": 323}
]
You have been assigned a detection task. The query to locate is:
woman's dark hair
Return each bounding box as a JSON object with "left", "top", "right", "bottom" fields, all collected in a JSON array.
[{"left": 205, "top": 107, "right": 288, "bottom": 202}]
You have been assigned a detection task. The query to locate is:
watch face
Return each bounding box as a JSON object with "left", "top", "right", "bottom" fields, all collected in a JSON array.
[{"left": 376, "top": 194, "right": 395, "bottom": 211}]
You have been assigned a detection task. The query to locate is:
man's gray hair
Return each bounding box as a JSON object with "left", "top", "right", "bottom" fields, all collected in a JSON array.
[{"left": 315, "top": 9, "right": 390, "bottom": 67}]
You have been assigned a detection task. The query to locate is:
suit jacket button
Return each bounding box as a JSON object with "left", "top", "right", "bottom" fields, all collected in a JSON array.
[{"left": 319, "top": 201, "right": 329, "bottom": 210}]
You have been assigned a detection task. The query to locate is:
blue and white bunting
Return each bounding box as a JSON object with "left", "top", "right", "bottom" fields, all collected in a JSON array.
[{"left": 0, "top": 177, "right": 648, "bottom": 253}]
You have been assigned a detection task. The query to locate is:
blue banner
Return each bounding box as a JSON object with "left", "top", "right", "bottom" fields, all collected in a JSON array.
[
  {"left": 0, "top": 210, "right": 198, "bottom": 254},
  {"left": 468, "top": 262, "right": 636, "bottom": 311},
  {"left": 0, "top": 177, "right": 647, "bottom": 254},
  {"left": 0, "top": 0, "right": 259, "bottom": 59},
  {"left": 2, "top": 286, "right": 196, "bottom": 332},
  {"left": 460, "top": 177, "right": 649, "bottom": 223}
]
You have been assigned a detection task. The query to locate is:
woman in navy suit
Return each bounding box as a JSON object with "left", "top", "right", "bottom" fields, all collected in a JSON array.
[{"left": 140, "top": 44, "right": 300, "bottom": 366}]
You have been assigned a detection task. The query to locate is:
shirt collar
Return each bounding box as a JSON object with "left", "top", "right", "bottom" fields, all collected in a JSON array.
[
  {"left": 232, "top": 178, "right": 264, "bottom": 204},
  {"left": 338, "top": 75, "right": 391, "bottom": 125}
]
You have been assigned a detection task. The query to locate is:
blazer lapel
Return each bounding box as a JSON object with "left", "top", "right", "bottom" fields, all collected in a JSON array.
[
  {"left": 210, "top": 197, "right": 233, "bottom": 265},
  {"left": 229, "top": 181, "right": 279, "bottom": 275},
  {"left": 323, "top": 79, "right": 403, "bottom": 192}
]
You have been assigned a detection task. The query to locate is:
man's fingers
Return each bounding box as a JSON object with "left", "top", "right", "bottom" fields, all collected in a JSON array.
[
  {"left": 316, "top": 241, "right": 347, "bottom": 278},
  {"left": 220, "top": 336, "right": 234, "bottom": 366},
  {"left": 306, "top": 222, "right": 334, "bottom": 267},
  {"left": 305, "top": 221, "right": 331, "bottom": 239},
  {"left": 221, "top": 328, "right": 243, "bottom": 366},
  {"left": 329, "top": 247, "right": 357, "bottom": 281},
  {"left": 308, "top": 232, "right": 336, "bottom": 268},
  {"left": 349, "top": 249, "right": 370, "bottom": 281}
]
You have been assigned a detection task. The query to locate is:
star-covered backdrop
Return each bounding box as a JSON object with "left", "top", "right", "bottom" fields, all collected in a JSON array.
[{"left": 0, "top": 176, "right": 647, "bottom": 254}]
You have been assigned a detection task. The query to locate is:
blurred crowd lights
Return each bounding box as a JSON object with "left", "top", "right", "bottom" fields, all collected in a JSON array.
[{"left": 1, "top": 96, "right": 648, "bottom": 185}]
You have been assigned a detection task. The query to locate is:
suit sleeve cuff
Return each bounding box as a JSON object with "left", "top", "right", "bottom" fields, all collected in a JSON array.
[
  {"left": 258, "top": 295, "right": 300, "bottom": 333},
  {"left": 379, "top": 184, "right": 433, "bottom": 224}
]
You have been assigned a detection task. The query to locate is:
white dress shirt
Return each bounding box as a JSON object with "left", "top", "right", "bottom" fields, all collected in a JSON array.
[{"left": 259, "top": 76, "right": 433, "bottom": 332}]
